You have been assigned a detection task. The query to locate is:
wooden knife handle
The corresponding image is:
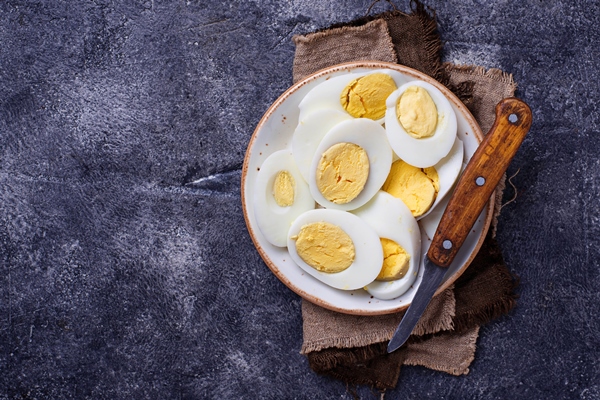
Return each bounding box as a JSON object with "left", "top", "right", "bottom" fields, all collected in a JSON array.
[{"left": 427, "top": 97, "right": 532, "bottom": 267}]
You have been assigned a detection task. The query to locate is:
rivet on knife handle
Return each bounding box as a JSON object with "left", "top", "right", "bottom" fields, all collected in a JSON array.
[{"left": 428, "top": 97, "right": 532, "bottom": 267}]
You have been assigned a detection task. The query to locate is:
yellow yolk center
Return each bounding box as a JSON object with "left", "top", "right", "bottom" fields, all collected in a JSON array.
[
  {"left": 376, "top": 238, "right": 410, "bottom": 281},
  {"left": 273, "top": 170, "right": 295, "bottom": 207},
  {"left": 293, "top": 222, "right": 355, "bottom": 273},
  {"left": 340, "top": 73, "right": 398, "bottom": 120},
  {"left": 396, "top": 86, "right": 438, "bottom": 138},
  {"left": 316, "top": 143, "right": 369, "bottom": 204},
  {"left": 382, "top": 159, "right": 440, "bottom": 217},
  {"left": 422, "top": 166, "right": 440, "bottom": 192}
]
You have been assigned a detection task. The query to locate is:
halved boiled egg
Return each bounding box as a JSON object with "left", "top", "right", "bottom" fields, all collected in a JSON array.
[
  {"left": 308, "top": 118, "right": 392, "bottom": 211},
  {"left": 291, "top": 109, "right": 352, "bottom": 182},
  {"left": 287, "top": 209, "right": 383, "bottom": 290},
  {"left": 385, "top": 80, "right": 457, "bottom": 168},
  {"left": 253, "top": 150, "right": 315, "bottom": 247},
  {"left": 298, "top": 70, "right": 408, "bottom": 123},
  {"left": 352, "top": 191, "right": 421, "bottom": 300},
  {"left": 382, "top": 137, "right": 464, "bottom": 219}
]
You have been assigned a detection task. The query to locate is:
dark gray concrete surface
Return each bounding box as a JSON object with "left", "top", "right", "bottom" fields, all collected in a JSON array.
[{"left": 0, "top": 1, "right": 598, "bottom": 399}]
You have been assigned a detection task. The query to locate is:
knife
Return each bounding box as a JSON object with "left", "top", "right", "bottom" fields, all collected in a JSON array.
[{"left": 387, "top": 97, "right": 532, "bottom": 353}]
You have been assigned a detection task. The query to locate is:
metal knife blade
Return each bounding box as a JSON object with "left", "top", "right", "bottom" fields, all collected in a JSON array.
[
  {"left": 387, "top": 97, "right": 532, "bottom": 353},
  {"left": 387, "top": 257, "right": 447, "bottom": 351}
]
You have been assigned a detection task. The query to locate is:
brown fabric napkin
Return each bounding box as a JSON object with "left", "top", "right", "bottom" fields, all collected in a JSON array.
[
  {"left": 293, "top": 19, "right": 398, "bottom": 82},
  {"left": 291, "top": 1, "right": 520, "bottom": 390}
]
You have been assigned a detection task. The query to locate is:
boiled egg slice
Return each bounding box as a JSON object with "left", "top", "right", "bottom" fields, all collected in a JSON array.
[
  {"left": 385, "top": 80, "right": 457, "bottom": 168},
  {"left": 419, "top": 137, "right": 464, "bottom": 219},
  {"left": 298, "top": 70, "right": 408, "bottom": 124},
  {"left": 253, "top": 150, "right": 315, "bottom": 247},
  {"left": 291, "top": 108, "right": 352, "bottom": 182},
  {"left": 287, "top": 209, "right": 383, "bottom": 290},
  {"left": 382, "top": 137, "right": 464, "bottom": 220},
  {"left": 308, "top": 118, "right": 392, "bottom": 211},
  {"left": 352, "top": 191, "right": 421, "bottom": 300}
]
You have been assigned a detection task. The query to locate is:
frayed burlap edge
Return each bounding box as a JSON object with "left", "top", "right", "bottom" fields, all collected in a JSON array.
[
  {"left": 301, "top": 329, "right": 397, "bottom": 355},
  {"left": 410, "top": 0, "right": 448, "bottom": 85},
  {"left": 409, "top": 285, "right": 455, "bottom": 337},
  {"left": 454, "top": 285, "right": 518, "bottom": 334},
  {"left": 292, "top": 19, "right": 397, "bottom": 82},
  {"left": 445, "top": 64, "right": 518, "bottom": 90},
  {"left": 403, "top": 326, "right": 480, "bottom": 376},
  {"left": 292, "top": 18, "right": 394, "bottom": 50},
  {"left": 452, "top": 236, "right": 521, "bottom": 333},
  {"left": 300, "top": 287, "right": 455, "bottom": 354}
]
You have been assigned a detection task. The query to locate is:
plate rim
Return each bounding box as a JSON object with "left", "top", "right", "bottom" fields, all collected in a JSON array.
[{"left": 241, "top": 61, "right": 495, "bottom": 315}]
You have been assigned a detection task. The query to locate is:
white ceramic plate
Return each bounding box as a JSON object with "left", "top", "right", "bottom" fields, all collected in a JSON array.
[{"left": 241, "top": 62, "right": 494, "bottom": 315}]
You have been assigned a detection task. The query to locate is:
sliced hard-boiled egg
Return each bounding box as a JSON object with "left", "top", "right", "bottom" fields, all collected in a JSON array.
[
  {"left": 291, "top": 108, "right": 352, "bottom": 182},
  {"left": 382, "top": 137, "right": 464, "bottom": 220},
  {"left": 419, "top": 137, "right": 464, "bottom": 218},
  {"left": 385, "top": 80, "right": 457, "bottom": 168},
  {"left": 298, "top": 70, "right": 408, "bottom": 123},
  {"left": 352, "top": 191, "right": 421, "bottom": 300},
  {"left": 418, "top": 142, "right": 468, "bottom": 239},
  {"left": 287, "top": 209, "right": 383, "bottom": 290},
  {"left": 253, "top": 150, "right": 315, "bottom": 247},
  {"left": 382, "top": 159, "right": 438, "bottom": 218},
  {"left": 308, "top": 118, "right": 392, "bottom": 211}
]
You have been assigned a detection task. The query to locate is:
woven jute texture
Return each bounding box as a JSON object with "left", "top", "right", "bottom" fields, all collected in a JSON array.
[
  {"left": 293, "top": 1, "right": 519, "bottom": 390},
  {"left": 301, "top": 286, "right": 455, "bottom": 354},
  {"left": 292, "top": 19, "right": 397, "bottom": 83}
]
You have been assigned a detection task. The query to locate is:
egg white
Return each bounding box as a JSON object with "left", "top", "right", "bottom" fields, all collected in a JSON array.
[
  {"left": 291, "top": 108, "right": 352, "bottom": 182},
  {"left": 416, "top": 137, "right": 465, "bottom": 220},
  {"left": 253, "top": 150, "right": 315, "bottom": 247},
  {"left": 308, "top": 118, "right": 393, "bottom": 211},
  {"left": 298, "top": 70, "right": 409, "bottom": 124},
  {"left": 352, "top": 191, "right": 421, "bottom": 300},
  {"left": 287, "top": 209, "right": 383, "bottom": 290},
  {"left": 418, "top": 193, "right": 450, "bottom": 241},
  {"left": 385, "top": 80, "right": 458, "bottom": 168}
]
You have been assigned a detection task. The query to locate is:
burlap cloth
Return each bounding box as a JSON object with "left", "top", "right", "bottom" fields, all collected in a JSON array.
[{"left": 292, "top": 1, "right": 519, "bottom": 390}]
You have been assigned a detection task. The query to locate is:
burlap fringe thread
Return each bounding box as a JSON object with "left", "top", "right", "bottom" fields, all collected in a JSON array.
[{"left": 446, "top": 64, "right": 518, "bottom": 89}]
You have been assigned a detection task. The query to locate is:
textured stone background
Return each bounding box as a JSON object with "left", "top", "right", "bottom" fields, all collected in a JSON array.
[{"left": 1, "top": 0, "right": 599, "bottom": 399}]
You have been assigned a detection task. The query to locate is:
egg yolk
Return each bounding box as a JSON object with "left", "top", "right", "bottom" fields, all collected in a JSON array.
[
  {"left": 316, "top": 143, "right": 369, "bottom": 204},
  {"left": 397, "top": 86, "right": 438, "bottom": 138},
  {"left": 376, "top": 238, "right": 410, "bottom": 281},
  {"left": 422, "top": 166, "right": 440, "bottom": 192},
  {"left": 273, "top": 170, "right": 295, "bottom": 207},
  {"left": 340, "top": 73, "right": 397, "bottom": 120},
  {"left": 292, "top": 222, "right": 355, "bottom": 273},
  {"left": 382, "top": 159, "right": 439, "bottom": 217}
]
